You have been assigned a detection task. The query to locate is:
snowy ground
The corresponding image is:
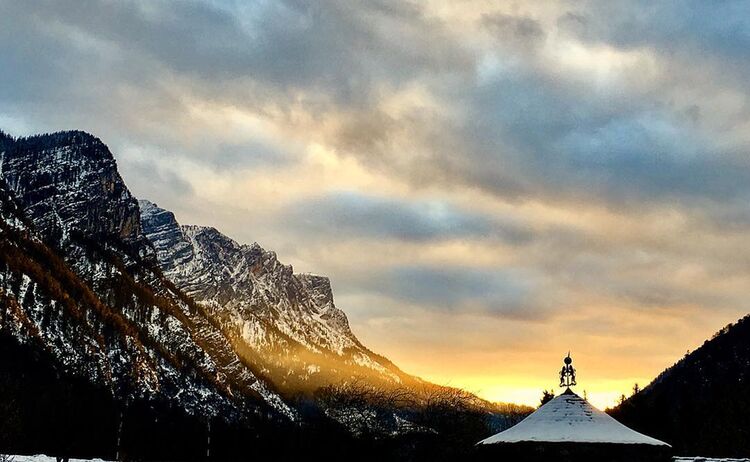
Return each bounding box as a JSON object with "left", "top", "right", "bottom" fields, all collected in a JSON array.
[
  {"left": 4, "top": 455, "right": 747, "bottom": 462},
  {"left": 4, "top": 456, "right": 109, "bottom": 462},
  {"left": 674, "top": 458, "right": 749, "bottom": 462}
]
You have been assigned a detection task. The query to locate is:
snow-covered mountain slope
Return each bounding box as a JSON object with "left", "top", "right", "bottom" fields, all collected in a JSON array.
[
  {"left": 0, "top": 131, "right": 292, "bottom": 418},
  {"left": 140, "top": 199, "right": 414, "bottom": 394}
]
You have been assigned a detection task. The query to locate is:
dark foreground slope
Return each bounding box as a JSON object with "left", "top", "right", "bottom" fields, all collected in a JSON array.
[{"left": 610, "top": 315, "right": 750, "bottom": 457}]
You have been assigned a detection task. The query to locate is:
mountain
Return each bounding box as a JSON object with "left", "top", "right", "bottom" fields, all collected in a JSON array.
[
  {"left": 139, "top": 199, "right": 414, "bottom": 395},
  {"left": 0, "top": 130, "right": 304, "bottom": 457},
  {"left": 0, "top": 128, "right": 527, "bottom": 461},
  {"left": 609, "top": 315, "right": 750, "bottom": 457}
]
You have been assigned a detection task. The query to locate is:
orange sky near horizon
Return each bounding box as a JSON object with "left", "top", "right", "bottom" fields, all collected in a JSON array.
[{"left": 351, "top": 309, "right": 733, "bottom": 410}]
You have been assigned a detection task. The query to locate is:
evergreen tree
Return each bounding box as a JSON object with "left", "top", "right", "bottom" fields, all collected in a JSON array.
[
  {"left": 632, "top": 383, "right": 640, "bottom": 396},
  {"left": 540, "top": 389, "right": 555, "bottom": 407}
]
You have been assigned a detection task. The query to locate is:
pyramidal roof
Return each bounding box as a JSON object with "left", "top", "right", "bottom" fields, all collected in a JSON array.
[{"left": 479, "top": 389, "right": 669, "bottom": 446}]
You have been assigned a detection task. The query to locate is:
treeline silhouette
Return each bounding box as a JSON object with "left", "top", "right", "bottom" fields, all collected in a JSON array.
[
  {"left": 609, "top": 315, "right": 750, "bottom": 457},
  {"left": 0, "top": 130, "right": 100, "bottom": 152}
]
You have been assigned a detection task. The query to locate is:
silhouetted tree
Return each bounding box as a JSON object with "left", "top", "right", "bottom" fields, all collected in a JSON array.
[{"left": 540, "top": 389, "right": 555, "bottom": 407}]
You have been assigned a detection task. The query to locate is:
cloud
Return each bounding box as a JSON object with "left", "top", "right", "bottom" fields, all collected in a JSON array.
[
  {"left": 282, "top": 191, "right": 533, "bottom": 244},
  {"left": 4, "top": 0, "right": 750, "bottom": 405},
  {"left": 564, "top": 1, "right": 750, "bottom": 62},
  {"left": 5, "top": 0, "right": 748, "bottom": 210},
  {"left": 121, "top": 156, "right": 195, "bottom": 202},
  {"left": 481, "top": 13, "right": 547, "bottom": 49},
  {"left": 382, "top": 266, "right": 543, "bottom": 317}
]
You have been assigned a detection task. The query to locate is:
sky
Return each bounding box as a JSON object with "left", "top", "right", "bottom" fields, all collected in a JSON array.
[{"left": 3, "top": 0, "right": 750, "bottom": 409}]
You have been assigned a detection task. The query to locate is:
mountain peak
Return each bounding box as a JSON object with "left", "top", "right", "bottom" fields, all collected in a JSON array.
[
  {"left": 183, "top": 224, "right": 234, "bottom": 242},
  {"left": 0, "top": 131, "right": 146, "bottom": 252},
  {"left": 138, "top": 198, "right": 158, "bottom": 213},
  {"left": 296, "top": 273, "right": 334, "bottom": 306},
  {"left": 0, "top": 141, "right": 295, "bottom": 420}
]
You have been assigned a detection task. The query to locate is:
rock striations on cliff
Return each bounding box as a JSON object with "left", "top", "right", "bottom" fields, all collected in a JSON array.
[{"left": 139, "top": 199, "right": 413, "bottom": 395}]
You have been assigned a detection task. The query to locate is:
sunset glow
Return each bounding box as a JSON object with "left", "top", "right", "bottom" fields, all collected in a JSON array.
[{"left": 2, "top": 0, "right": 749, "bottom": 409}]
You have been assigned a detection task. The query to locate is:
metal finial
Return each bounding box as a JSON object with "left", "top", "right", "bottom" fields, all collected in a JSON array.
[{"left": 559, "top": 352, "right": 577, "bottom": 388}]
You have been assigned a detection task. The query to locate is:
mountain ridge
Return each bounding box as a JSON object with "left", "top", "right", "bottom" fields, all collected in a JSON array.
[{"left": 139, "top": 198, "right": 416, "bottom": 396}]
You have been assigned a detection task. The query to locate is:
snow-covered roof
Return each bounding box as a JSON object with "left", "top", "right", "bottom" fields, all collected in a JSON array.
[{"left": 479, "top": 389, "right": 669, "bottom": 446}]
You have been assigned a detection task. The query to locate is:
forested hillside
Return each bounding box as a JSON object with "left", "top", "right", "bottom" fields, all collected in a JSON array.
[{"left": 610, "top": 315, "right": 750, "bottom": 457}]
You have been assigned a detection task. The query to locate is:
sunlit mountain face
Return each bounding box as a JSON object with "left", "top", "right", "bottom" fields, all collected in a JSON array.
[{"left": 2, "top": 0, "right": 750, "bottom": 410}]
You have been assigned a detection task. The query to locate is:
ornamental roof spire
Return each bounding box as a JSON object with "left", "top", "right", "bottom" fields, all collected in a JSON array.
[{"left": 559, "top": 351, "right": 577, "bottom": 389}]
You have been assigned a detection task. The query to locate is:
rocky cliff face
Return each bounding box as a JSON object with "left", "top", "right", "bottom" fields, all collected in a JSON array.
[
  {"left": 0, "top": 131, "right": 147, "bottom": 252},
  {"left": 139, "top": 200, "right": 412, "bottom": 394},
  {"left": 0, "top": 131, "right": 292, "bottom": 419}
]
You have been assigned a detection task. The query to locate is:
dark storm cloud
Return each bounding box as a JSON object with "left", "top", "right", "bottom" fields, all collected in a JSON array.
[
  {"left": 282, "top": 191, "right": 533, "bottom": 244},
  {"left": 329, "top": 263, "right": 549, "bottom": 319},
  {"left": 320, "top": 2, "right": 750, "bottom": 212},
  {"left": 0, "top": 0, "right": 472, "bottom": 168}
]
